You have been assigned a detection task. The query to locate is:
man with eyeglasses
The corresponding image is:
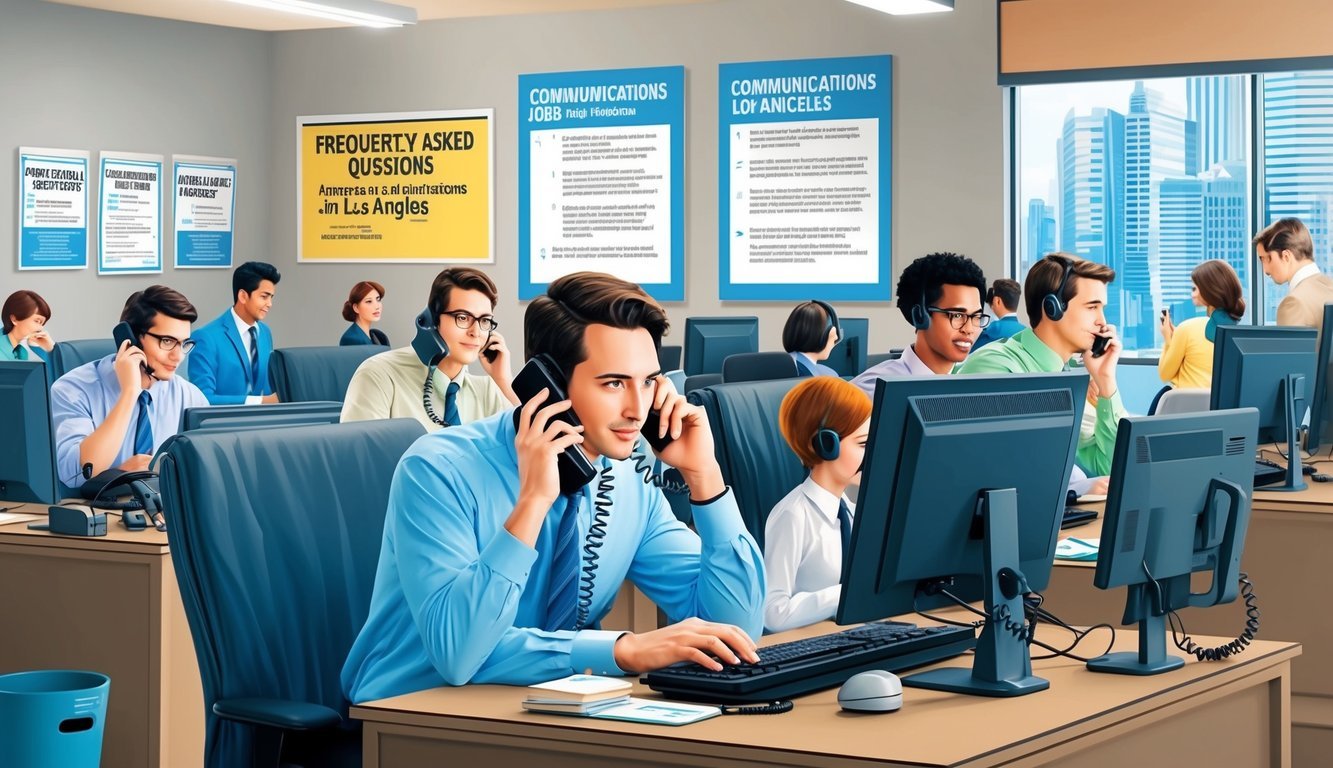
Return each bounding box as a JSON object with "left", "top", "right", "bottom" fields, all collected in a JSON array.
[
  {"left": 851, "top": 252, "right": 988, "bottom": 397},
  {"left": 50, "top": 285, "right": 208, "bottom": 488},
  {"left": 342, "top": 267, "right": 519, "bottom": 432}
]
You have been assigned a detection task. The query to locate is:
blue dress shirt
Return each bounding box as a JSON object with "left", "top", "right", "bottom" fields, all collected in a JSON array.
[
  {"left": 341, "top": 411, "right": 765, "bottom": 702},
  {"left": 49, "top": 354, "right": 209, "bottom": 487},
  {"left": 339, "top": 323, "right": 390, "bottom": 347},
  {"left": 790, "top": 351, "right": 838, "bottom": 377},
  {"left": 972, "top": 314, "right": 1023, "bottom": 351}
]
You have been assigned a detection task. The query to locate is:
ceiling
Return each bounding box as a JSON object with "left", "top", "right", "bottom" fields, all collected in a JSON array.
[{"left": 46, "top": 0, "right": 712, "bottom": 31}]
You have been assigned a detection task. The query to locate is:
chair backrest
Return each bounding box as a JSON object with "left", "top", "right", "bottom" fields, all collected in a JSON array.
[
  {"left": 1154, "top": 387, "right": 1212, "bottom": 415},
  {"left": 864, "top": 350, "right": 901, "bottom": 369},
  {"left": 658, "top": 344, "right": 682, "bottom": 372},
  {"left": 683, "top": 372, "right": 723, "bottom": 394},
  {"left": 721, "top": 351, "right": 801, "bottom": 384},
  {"left": 159, "top": 418, "right": 425, "bottom": 767},
  {"left": 688, "top": 379, "right": 807, "bottom": 548},
  {"left": 267, "top": 345, "right": 382, "bottom": 403},
  {"left": 50, "top": 338, "right": 116, "bottom": 380},
  {"left": 663, "top": 370, "right": 687, "bottom": 393}
]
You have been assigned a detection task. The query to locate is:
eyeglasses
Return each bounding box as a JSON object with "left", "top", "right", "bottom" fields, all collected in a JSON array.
[
  {"left": 143, "top": 331, "right": 196, "bottom": 354},
  {"left": 446, "top": 310, "right": 498, "bottom": 333},
  {"left": 926, "top": 307, "right": 991, "bottom": 330}
]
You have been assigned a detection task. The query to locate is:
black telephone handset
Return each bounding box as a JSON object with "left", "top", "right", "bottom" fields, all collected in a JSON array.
[
  {"left": 113, "top": 321, "right": 155, "bottom": 377},
  {"left": 1090, "top": 334, "right": 1110, "bottom": 358},
  {"left": 412, "top": 308, "right": 449, "bottom": 368},
  {"left": 80, "top": 468, "right": 163, "bottom": 531},
  {"left": 482, "top": 339, "right": 500, "bottom": 365},
  {"left": 512, "top": 355, "right": 598, "bottom": 495}
]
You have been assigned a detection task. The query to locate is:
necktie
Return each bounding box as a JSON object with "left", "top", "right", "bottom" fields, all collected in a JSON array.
[
  {"left": 838, "top": 499, "right": 853, "bottom": 570},
  {"left": 12, "top": 345, "right": 20, "bottom": 360},
  {"left": 443, "top": 381, "right": 461, "bottom": 426},
  {"left": 134, "top": 391, "right": 154, "bottom": 456},
  {"left": 248, "top": 326, "right": 260, "bottom": 395},
  {"left": 544, "top": 489, "right": 584, "bottom": 632}
]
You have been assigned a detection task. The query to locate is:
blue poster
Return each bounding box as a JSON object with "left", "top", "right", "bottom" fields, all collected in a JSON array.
[
  {"left": 518, "top": 66, "right": 685, "bottom": 301},
  {"left": 98, "top": 153, "right": 164, "bottom": 275},
  {"left": 174, "top": 157, "right": 236, "bottom": 269},
  {"left": 719, "top": 55, "right": 893, "bottom": 301},
  {"left": 18, "top": 148, "right": 90, "bottom": 271}
]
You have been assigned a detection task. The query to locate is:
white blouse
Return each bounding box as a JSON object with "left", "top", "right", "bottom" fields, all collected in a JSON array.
[{"left": 762, "top": 476, "right": 854, "bottom": 633}]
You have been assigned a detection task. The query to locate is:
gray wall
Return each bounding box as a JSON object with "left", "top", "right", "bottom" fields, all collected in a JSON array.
[
  {"left": 0, "top": 0, "right": 273, "bottom": 340},
  {"left": 268, "top": 0, "right": 1003, "bottom": 354},
  {"left": 3, "top": 0, "right": 1003, "bottom": 358}
]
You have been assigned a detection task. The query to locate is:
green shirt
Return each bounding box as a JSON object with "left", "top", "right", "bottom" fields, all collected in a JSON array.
[{"left": 956, "top": 328, "right": 1125, "bottom": 476}]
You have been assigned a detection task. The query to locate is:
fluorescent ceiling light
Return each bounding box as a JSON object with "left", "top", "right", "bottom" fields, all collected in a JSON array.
[
  {"left": 222, "top": 0, "right": 417, "bottom": 28},
  {"left": 844, "top": 0, "right": 954, "bottom": 16}
]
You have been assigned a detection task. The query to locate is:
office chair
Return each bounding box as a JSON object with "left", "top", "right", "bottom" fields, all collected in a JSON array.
[
  {"left": 864, "top": 351, "right": 901, "bottom": 369},
  {"left": 721, "top": 352, "right": 801, "bottom": 384},
  {"left": 1152, "top": 387, "right": 1211, "bottom": 415},
  {"left": 658, "top": 344, "right": 682, "bottom": 372},
  {"left": 159, "top": 418, "right": 426, "bottom": 768},
  {"left": 49, "top": 338, "right": 117, "bottom": 381},
  {"left": 683, "top": 373, "right": 723, "bottom": 393},
  {"left": 688, "top": 379, "right": 808, "bottom": 549},
  {"left": 267, "top": 345, "right": 382, "bottom": 403}
]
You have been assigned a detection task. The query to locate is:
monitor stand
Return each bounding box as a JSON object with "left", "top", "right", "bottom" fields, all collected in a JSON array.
[
  {"left": 1086, "top": 584, "right": 1185, "bottom": 675},
  {"left": 1267, "top": 374, "right": 1308, "bottom": 492},
  {"left": 902, "top": 487, "right": 1049, "bottom": 697}
]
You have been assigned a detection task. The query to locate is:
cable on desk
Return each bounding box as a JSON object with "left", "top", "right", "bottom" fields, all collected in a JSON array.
[{"left": 1166, "top": 572, "right": 1260, "bottom": 662}]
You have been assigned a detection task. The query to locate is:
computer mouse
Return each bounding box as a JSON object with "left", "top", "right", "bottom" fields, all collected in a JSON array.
[{"left": 837, "top": 670, "right": 902, "bottom": 713}]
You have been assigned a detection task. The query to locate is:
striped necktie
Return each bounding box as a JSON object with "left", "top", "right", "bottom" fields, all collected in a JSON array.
[
  {"left": 544, "top": 488, "right": 585, "bottom": 632},
  {"left": 133, "top": 391, "right": 154, "bottom": 455},
  {"left": 248, "top": 326, "right": 260, "bottom": 395}
]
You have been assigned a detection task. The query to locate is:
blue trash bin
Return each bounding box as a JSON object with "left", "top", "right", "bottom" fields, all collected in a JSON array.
[{"left": 0, "top": 670, "right": 111, "bottom": 768}]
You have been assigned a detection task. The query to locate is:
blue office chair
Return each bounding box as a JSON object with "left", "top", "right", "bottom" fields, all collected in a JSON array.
[
  {"left": 721, "top": 352, "right": 801, "bottom": 384},
  {"left": 683, "top": 373, "right": 723, "bottom": 394},
  {"left": 49, "top": 338, "right": 116, "bottom": 381},
  {"left": 159, "top": 418, "right": 426, "bottom": 768},
  {"left": 658, "top": 344, "right": 682, "bottom": 372},
  {"left": 688, "top": 379, "right": 808, "bottom": 549},
  {"left": 267, "top": 345, "right": 382, "bottom": 403}
]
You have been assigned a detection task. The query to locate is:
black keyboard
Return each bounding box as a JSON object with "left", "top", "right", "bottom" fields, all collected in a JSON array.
[
  {"left": 1062, "top": 506, "right": 1098, "bottom": 529},
  {"left": 1255, "top": 460, "right": 1285, "bottom": 488},
  {"left": 642, "top": 620, "right": 975, "bottom": 703}
]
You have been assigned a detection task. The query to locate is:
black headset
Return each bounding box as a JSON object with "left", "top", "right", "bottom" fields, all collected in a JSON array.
[
  {"left": 809, "top": 299, "right": 840, "bottom": 344},
  {"left": 909, "top": 289, "right": 932, "bottom": 331},
  {"left": 810, "top": 402, "right": 841, "bottom": 462},
  {"left": 1041, "top": 257, "right": 1077, "bottom": 322}
]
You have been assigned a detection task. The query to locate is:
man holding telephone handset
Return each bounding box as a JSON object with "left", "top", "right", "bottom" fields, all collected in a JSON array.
[
  {"left": 342, "top": 272, "right": 764, "bottom": 701},
  {"left": 50, "top": 286, "right": 208, "bottom": 489}
]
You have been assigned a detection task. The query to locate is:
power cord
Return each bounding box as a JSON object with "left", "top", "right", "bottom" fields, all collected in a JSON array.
[
  {"left": 1164, "top": 571, "right": 1260, "bottom": 662},
  {"left": 930, "top": 586, "right": 1116, "bottom": 663},
  {"left": 719, "top": 700, "right": 794, "bottom": 715}
]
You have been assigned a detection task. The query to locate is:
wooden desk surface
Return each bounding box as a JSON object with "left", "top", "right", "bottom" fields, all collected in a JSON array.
[
  {"left": 0, "top": 501, "right": 169, "bottom": 555},
  {"left": 353, "top": 622, "right": 1299, "bottom": 768}
]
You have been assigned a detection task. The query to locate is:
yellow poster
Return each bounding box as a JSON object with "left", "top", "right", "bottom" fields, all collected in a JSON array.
[{"left": 298, "top": 109, "right": 493, "bottom": 263}]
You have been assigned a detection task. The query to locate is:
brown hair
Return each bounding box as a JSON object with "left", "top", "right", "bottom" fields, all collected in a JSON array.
[
  {"left": 342, "top": 280, "right": 386, "bottom": 322},
  {"left": 525, "top": 271, "right": 669, "bottom": 376},
  {"left": 120, "top": 285, "right": 198, "bottom": 334},
  {"left": 1253, "top": 217, "right": 1314, "bottom": 263},
  {"left": 2, "top": 290, "right": 52, "bottom": 335},
  {"left": 779, "top": 378, "right": 872, "bottom": 468},
  {"left": 986, "top": 278, "right": 1022, "bottom": 313},
  {"left": 1024, "top": 253, "right": 1116, "bottom": 327},
  {"left": 1191, "top": 260, "right": 1245, "bottom": 321},
  {"left": 427, "top": 268, "right": 498, "bottom": 318}
]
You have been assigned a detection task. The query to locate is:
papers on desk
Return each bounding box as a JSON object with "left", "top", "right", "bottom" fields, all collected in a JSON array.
[
  {"left": 524, "top": 696, "right": 720, "bottom": 726},
  {"left": 1055, "top": 537, "right": 1100, "bottom": 561},
  {"left": 0, "top": 512, "right": 44, "bottom": 527},
  {"left": 1075, "top": 494, "right": 1107, "bottom": 503}
]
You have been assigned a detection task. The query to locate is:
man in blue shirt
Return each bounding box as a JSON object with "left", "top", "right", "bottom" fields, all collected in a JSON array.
[
  {"left": 50, "top": 286, "right": 208, "bottom": 488},
  {"left": 190, "top": 261, "right": 280, "bottom": 405},
  {"left": 973, "top": 278, "right": 1023, "bottom": 351},
  {"left": 343, "top": 271, "right": 764, "bottom": 701}
]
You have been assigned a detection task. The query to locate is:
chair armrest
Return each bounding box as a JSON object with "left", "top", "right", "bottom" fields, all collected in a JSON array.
[{"left": 213, "top": 698, "right": 342, "bottom": 731}]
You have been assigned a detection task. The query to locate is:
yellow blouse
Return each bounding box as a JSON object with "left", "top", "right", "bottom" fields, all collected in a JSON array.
[{"left": 1157, "top": 316, "right": 1213, "bottom": 390}]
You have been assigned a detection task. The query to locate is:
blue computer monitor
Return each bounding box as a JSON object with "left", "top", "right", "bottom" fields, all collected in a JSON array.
[
  {"left": 180, "top": 401, "right": 344, "bottom": 433},
  {"left": 838, "top": 371, "right": 1087, "bottom": 697},
  {"left": 825, "top": 317, "right": 868, "bottom": 378},
  {"left": 1302, "top": 304, "right": 1333, "bottom": 451},
  {"left": 1210, "top": 325, "right": 1316, "bottom": 491},
  {"left": 0, "top": 360, "right": 59, "bottom": 504},
  {"left": 682, "top": 317, "right": 758, "bottom": 376},
  {"left": 1089, "top": 409, "right": 1257, "bottom": 675}
]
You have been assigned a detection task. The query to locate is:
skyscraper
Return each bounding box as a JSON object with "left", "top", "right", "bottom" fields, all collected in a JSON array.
[
  {"left": 1155, "top": 162, "right": 1248, "bottom": 337},
  {"left": 1188, "top": 76, "right": 1247, "bottom": 170},
  {"left": 1025, "top": 198, "right": 1056, "bottom": 267},
  {"left": 1059, "top": 107, "right": 1125, "bottom": 327}
]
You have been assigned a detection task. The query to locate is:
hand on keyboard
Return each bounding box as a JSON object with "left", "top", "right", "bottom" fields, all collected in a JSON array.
[{"left": 613, "top": 617, "right": 760, "bottom": 674}]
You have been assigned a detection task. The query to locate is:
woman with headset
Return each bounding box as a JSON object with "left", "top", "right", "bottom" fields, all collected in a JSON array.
[
  {"left": 782, "top": 300, "right": 840, "bottom": 377},
  {"left": 763, "top": 377, "right": 872, "bottom": 632}
]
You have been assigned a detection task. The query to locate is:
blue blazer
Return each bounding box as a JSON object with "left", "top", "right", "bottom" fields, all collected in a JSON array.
[
  {"left": 340, "top": 324, "right": 390, "bottom": 347},
  {"left": 190, "top": 309, "right": 274, "bottom": 404}
]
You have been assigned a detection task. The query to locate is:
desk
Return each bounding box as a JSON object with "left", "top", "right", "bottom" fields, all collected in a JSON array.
[
  {"left": 352, "top": 622, "right": 1298, "bottom": 768},
  {"left": 0, "top": 503, "right": 203, "bottom": 768},
  {"left": 1047, "top": 485, "right": 1333, "bottom": 766}
]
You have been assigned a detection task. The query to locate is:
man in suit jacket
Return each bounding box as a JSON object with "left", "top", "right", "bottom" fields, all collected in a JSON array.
[
  {"left": 973, "top": 278, "right": 1023, "bottom": 351},
  {"left": 190, "top": 261, "right": 281, "bottom": 405},
  {"left": 1255, "top": 217, "right": 1333, "bottom": 345}
]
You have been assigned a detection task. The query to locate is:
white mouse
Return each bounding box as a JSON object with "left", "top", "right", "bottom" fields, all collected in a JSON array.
[{"left": 837, "top": 670, "right": 903, "bottom": 713}]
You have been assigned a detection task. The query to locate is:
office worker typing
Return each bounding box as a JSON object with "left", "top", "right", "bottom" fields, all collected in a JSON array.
[
  {"left": 763, "top": 377, "right": 871, "bottom": 633},
  {"left": 341, "top": 267, "right": 517, "bottom": 432},
  {"left": 342, "top": 272, "right": 763, "bottom": 702},
  {"left": 189, "top": 261, "right": 280, "bottom": 405},
  {"left": 49, "top": 286, "right": 208, "bottom": 487}
]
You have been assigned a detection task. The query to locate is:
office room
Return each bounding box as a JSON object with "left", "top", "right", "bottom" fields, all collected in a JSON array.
[{"left": 0, "top": 0, "right": 1325, "bottom": 765}]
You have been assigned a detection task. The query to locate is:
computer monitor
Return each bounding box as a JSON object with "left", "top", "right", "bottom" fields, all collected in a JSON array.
[
  {"left": 1089, "top": 409, "right": 1257, "bottom": 675},
  {"left": 1302, "top": 304, "right": 1333, "bottom": 451},
  {"left": 180, "top": 401, "right": 343, "bottom": 433},
  {"left": 0, "top": 360, "right": 59, "bottom": 504},
  {"left": 825, "top": 317, "right": 868, "bottom": 378},
  {"left": 838, "top": 371, "right": 1087, "bottom": 697},
  {"left": 1210, "top": 325, "right": 1316, "bottom": 491},
  {"left": 682, "top": 317, "right": 758, "bottom": 376}
]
